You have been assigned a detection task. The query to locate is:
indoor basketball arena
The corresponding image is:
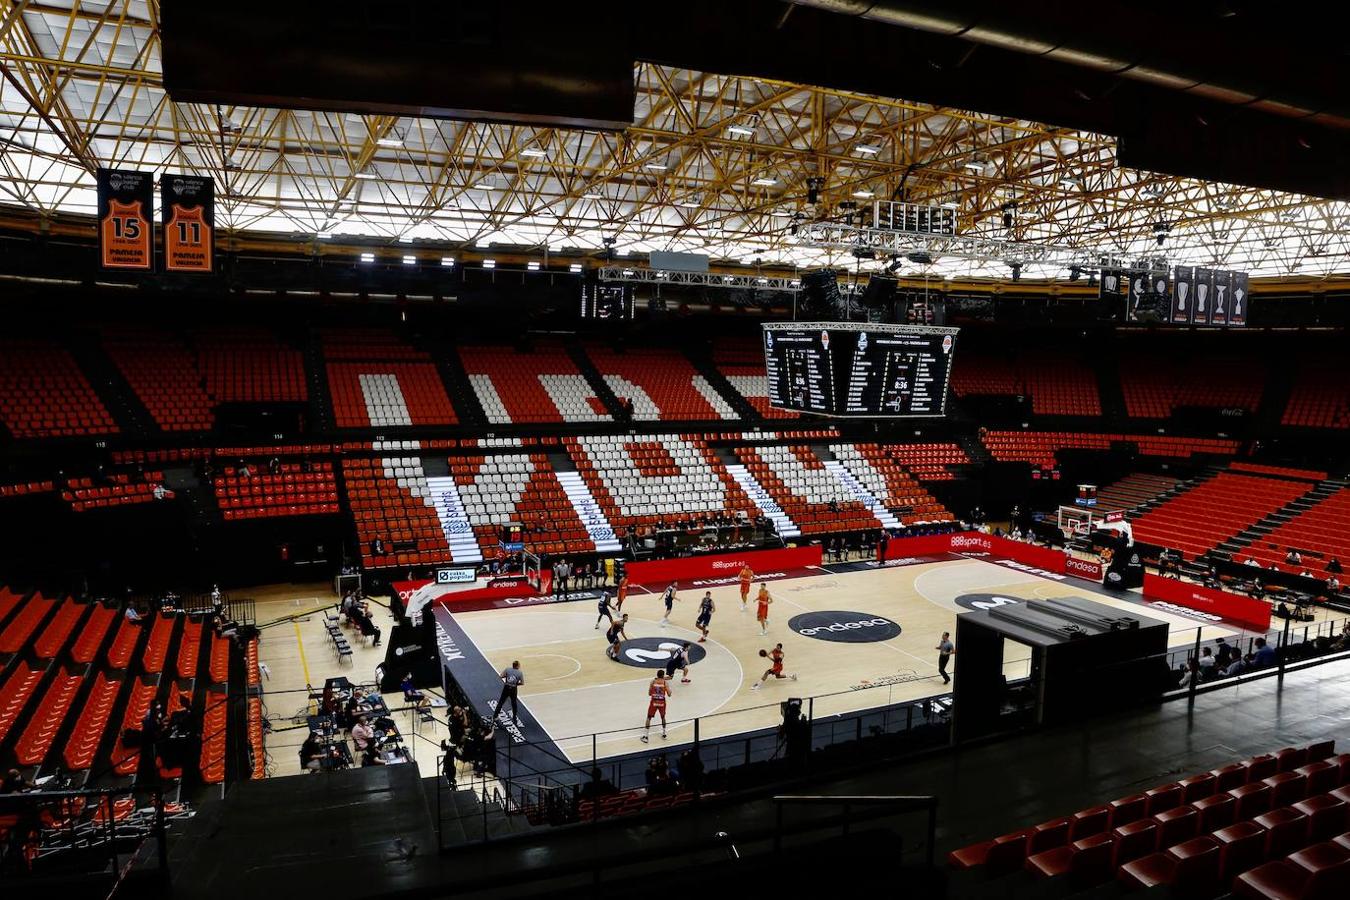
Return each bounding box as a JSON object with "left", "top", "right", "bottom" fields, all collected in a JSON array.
[{"left": 1, "top": 3, "right": 1349, "bottom": 898}]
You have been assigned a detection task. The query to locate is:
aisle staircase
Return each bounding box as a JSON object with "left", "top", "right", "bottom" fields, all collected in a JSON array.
[
  {"left": 1220, "top": 478, "right": 1344, "bottom": 558},
  {"left": 723, "top": 463, "right": 801, "bottom": 538},
  {"left": 423, "top": 476, "right": 485, "bottom": 562},
  {"left": 553, "top": 471, "right": 622, "bottom": 552},
  {"left": 822, "top": 460, "right": 902, "bottom": 529}
]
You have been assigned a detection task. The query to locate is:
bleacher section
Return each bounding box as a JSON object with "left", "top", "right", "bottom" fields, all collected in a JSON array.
[
  {"left": 830, "top": 444, "right": 954, "bottom": 524},
  {"left": 1120, "top": 355, "right": 1266, "bottom": 418},
  {"left": 195, "top": 329, "right": 307, "bottom": 403},
  {"left": 711, "top": 337, "right": 799, "bottom": 420},
  {"left": 0, "top": 339, "right": 117, "bottom": 438},
  {"left": 585, "top": 344, "right": 736, "bottom": 421},
  {"left": 460, "top": 344, "right": 608, "bottom": 424},
  {"left": 734, "top": 444, "right": 882, "bottom": 534},
  {"left": 449, "top": 453, "right": 595, "bottom": 557},
  {"left": 858, "top": 441, "right": 969, "bottom": 482},
  {"left": 62, "top": 470, "right": 171, "bottom": 512},
  {"left": 343, "top": 456, "right": 452, "bottom": 568},
  {"left": 0, "top": 588, "right": 241, "bottom": 788},
  {"left": 1283, "top": 357, "right": 1350, "bottom": 429},
  {"left": 323, "top": 330, "right": 458, "bottom": 427},
  {"left": 1094, "top": 473, "right": 1180, "bottom": 513},
  {"left": 952, "top": 354, "right": 1101, "bottom": 415},
  {"left": 983, "top": 431, "right": 1240, "bottom": 468},
  {"left": 949, "top": 740, "right": 1346, "bottom": 899},
  {"left": 1240, "top": 488, "right": 1350, "bottom": 574},
  {"left": 1130, "top": 472, "right": 1309, "bottom": 559},
  {"left": 104, "top": 329, "right": 215, "bottom": 431},
  {"left": 565, "top": 434, "right": 756, "bottom": 527},
  {"left": 214, "top": 462, "right": 339, "bottom": 519}
]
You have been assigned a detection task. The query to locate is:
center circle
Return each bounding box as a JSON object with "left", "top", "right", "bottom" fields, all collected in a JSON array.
[
  {"left": 788, "top": 610, "right": 902, "bottom": 643},
  {"left": 613, "top": 637, "right": 709, "bottom": 669}
]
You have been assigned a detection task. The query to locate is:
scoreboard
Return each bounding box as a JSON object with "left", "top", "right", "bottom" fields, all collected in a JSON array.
[{"left": 762, "top": 322, "right": 958, "bottom": 418}]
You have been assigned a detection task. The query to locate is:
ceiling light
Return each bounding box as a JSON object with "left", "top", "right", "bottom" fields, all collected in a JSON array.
[
  {"left": 398, "top": 235, "right": 413, "bottom": 243},
  {"left": 402, "top": 255, "right": 416, "bottom": 265},
  {"left": 644, "top": 162, "right": 668, "bottom": 171},
  {"left": 722, "top": 275, "right": 734, "bottom": 283},
  {"left": 582, "top": 192, "right": 603, "bottom": 200},
  {"left": 751, "top": 177, "right": 777, "bottom": 187},
  {"left": 622, "top": 268, "right": 635, "bottom": 276},
  {"left": 376, "top": 136, "right": 403, "bottom": 148},
  {"left": 520, "top": 148, "right": 547, "bottom": 158},
  {"left": 855, "top": 144, "right": 880, "bottom": 155},
  {"left": 527, "top": 261, "right": 541, "bottom": 271},
  {"left": 569, "top": 263, "right": 582, "bottom": 273},
  {"left": 475, "top": 239, "right": 492, "bottom": 248},
  {"left": 726, "top": 125, "right": 755, "bottom": 137},
  {"left": 482, "top": 259, "right": 496, "bottom": 269},
  {"left": 317, "top": 231, "right": 334, "bottom": 240},
  {"left": 852, "top": 190, "right": 874, "bottom": 199},
  {"left": 441, "top": 257, "right": 455, "bottom": 267},
  {"left": 963, "top": 158, "right": 985, "bottom": 171},
  {"left": 359, "top": 252, "right": 375, "bottom": 263},
  {"left": 756, "top": 277, "right": 769, "bottom": 284},
  {"left": 354, "top": 172, "right": 378, "bottom": 180},
  {"left": 677, "top": 198, "right": 701, "bottom": 208}
]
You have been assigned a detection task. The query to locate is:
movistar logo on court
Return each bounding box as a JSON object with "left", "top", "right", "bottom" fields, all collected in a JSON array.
[
  {"left": 614, "top": 637, "right": 709, "bottom": 669},
  {"left": 788, "top": 610, "right": 901, "bottom": 643}
]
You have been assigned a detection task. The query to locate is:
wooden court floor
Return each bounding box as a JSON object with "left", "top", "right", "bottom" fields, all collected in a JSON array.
[{"left": 450, "top": 558, "right": 1261, "bottom": 764}]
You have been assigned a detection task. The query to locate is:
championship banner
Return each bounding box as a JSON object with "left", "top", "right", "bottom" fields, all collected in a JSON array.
[
  {"left": 1229, "top": 272, "right": 1249, "bottom": 326},
  {"left": 1171, "top": 265, "right": 1195, "bottom": 324},
  {"left": 1211, "top": 269, "right": 1231, "bottom": 325},
  {"left": 97, "top": 168, "right": 154, "bottom": 270},
  {"left": 1193, "top": 267, "right": 1215, "bottom": 325},
  {"left": 1126, "top": 269, "right": 1146, "bottom": 316},
  {"left": 161, "top": 174, "right": 215, "bottom": 273},
  {"left": 1098, "top": 268, "right": 1126, "bottom": 301}
]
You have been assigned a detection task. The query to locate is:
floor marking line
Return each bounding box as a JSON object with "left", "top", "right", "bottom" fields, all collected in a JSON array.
[{"left": 292, "top": 620, "right": 312, "bottom": 687}]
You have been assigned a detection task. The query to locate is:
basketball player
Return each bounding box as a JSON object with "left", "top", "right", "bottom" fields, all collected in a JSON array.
[
  {"left": 605, "top": 614, "right": 630, "bottom": 661},
  {"left": 755, "top": 584, "right": 773, "bottom": 635},
  {"left": 666, "top": 642, "right": 692, "bottom": 684},
  {"left": 640, "top": 671, "right": 672, "bottom": 742},
  {"left": 695, "top": 591, "right": 715, "bottom": 642},
  {"left": 594, "top": 591, "right": 614, "bottom": 630},
  {"left": 738, "top": 563, "right": 754, "bottom": 612},
  {"left": 615, "top": 573, "right": 629, "bottom": 611},
  {"left": 751, "top": 643, "right": 797, "bottom": 690},
  {"left": 659, "top": 582, "right": 678, "bottom": 627}
]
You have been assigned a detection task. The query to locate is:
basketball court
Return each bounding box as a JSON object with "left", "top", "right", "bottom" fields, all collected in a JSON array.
[{"left": 445, "top": 555, "right": 1268, "bottom": 764}]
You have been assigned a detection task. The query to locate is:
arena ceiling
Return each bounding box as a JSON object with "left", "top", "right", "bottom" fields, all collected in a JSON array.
[{"left": 1, "top": 0, "right": 1348, "bottom": 281}]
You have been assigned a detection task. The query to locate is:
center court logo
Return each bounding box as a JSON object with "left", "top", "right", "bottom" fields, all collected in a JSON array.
[
  {"left": 788, "top": 610, "right": 901, "bottom": 643},
  {"left": 614, "top": 637, "right": 708, "bottom": 669}
]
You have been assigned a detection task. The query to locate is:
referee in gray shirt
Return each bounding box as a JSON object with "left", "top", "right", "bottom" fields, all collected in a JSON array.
[{"left": 498, "top": 661, "right": 524, "bottom": 725}]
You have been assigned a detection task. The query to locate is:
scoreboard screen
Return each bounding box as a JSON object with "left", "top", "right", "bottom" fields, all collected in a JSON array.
[
  {"left": 762, "top": 322, "right": 958, "bottom": 418},
  {"left": 581, "top": 283, "right": 634, "bottom": 319}
]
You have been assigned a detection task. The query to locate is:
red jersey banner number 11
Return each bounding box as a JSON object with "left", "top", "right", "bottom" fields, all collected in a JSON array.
[
  {"left": 97, "top": 168, "right": 154, "bottom": 271},
  {"left": 162, "top": 175, "right": 215, "bottom": 273}
]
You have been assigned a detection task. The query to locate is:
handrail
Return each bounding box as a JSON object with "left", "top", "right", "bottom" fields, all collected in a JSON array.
[{"left": 771, "top": 793, "right": 938, "bottom": 865}]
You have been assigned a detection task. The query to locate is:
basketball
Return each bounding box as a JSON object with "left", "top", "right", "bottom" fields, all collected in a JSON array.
[{"left": 759, "top": 649, "right": 767, "bottom": 657}]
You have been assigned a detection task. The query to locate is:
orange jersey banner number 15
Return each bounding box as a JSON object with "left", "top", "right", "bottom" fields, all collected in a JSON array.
[{"left": 97, "top": 169, "right": 154, "bottom": 270}]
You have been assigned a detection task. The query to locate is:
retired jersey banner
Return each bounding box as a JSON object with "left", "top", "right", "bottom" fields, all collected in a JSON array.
[
  {"left": 161, "top": 174, "right": 215, "bottom": 273},
  {"left": 97, "top": 168, "right": 154, "bottom": 270},
  {"left": 1171, "top": 265, "right": 1195, "bottom": 323}
]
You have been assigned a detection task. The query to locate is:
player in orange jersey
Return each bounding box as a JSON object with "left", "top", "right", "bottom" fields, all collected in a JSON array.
[
  {"left": 751, "top": 643, "right": 796, "bottom": 690},
  {"left": 755, "top": 584, "right": 773, "bottom": 635},
  {"left": 615, "top": 574, "right": 629, "bottom": 611},
  {"left": 738, "top": 564, "right": 754, "bottom": 611},
  {"left": 640, "top": 671, "right": 672, "bottom": 742}
]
